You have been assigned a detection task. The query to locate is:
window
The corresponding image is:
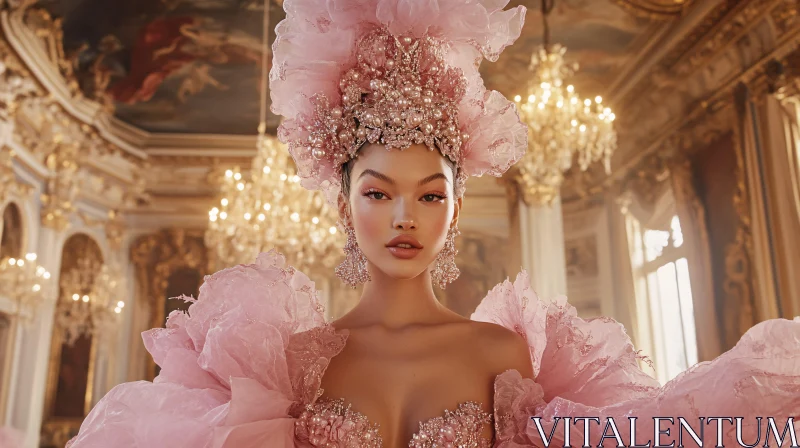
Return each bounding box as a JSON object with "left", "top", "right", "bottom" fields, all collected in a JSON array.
[{"left": 628, "top": 214, "right": 698, "bottom": 383}]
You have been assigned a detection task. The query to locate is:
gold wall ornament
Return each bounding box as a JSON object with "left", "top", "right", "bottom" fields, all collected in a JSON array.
[
  {"left": 617, "top": 151, "right": 671, "bottom": 209},
  {"left": 725, "top": 83, "right": 782, "bottom": 335},
  {"left": 770, "top": 0, "right": 799, "bottom": 34},
  {"left": 612, "top": 0, "right": 693, "bottom": 20},
  {"left": 104, "top": 209, "right": 126, "bottom": 250},
  {"left": 0, "top": 148, "right": 32, "bottom": 204},
  {"left": 16, "top": 2, "right": 83, "bottom": 96},
  {"left": 0, "top": 38, "right": 39, "bottom": 122},
  {"left": 40, "top": 140, "right": 79, "bottom": 230},
  {"left": 511, "top": 2, "right": 618, "bottom": 206}
]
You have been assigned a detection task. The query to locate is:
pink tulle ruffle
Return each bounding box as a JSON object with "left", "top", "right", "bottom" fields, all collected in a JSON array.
[
  {"left": 474, "top": 272, "right": 800, "bottom": 448},
  {"left": 66, "top": 251, "right": 345, "bottom": 448}
]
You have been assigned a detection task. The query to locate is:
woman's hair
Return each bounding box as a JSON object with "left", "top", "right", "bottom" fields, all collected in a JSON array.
[{"left": 340, "top": 149, "right": 459, "bottom": 200}]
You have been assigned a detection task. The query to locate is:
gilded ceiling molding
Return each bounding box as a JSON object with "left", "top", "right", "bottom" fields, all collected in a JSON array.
[
  {"left": 619, "top": 0, "right": 781, "bottom": 118},
  {"left": 600, "top": 2, "right": 800, "bottom": 197},
  {"left": 0, "top": 148, "right": 32, "bottom": 205},
  {"left": 559, "top": 0, "right": 799, "bottom": 204},
  {"left": 611, "top": 0, "right": 694, "bottom": 20},
  {"left": 2, "top": 22, "right": 147, "bottom": 234},
  {"left": 1, "top": 1, "right": 147, "bottom": 159}
]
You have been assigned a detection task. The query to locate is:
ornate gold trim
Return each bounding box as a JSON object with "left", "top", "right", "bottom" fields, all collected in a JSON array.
[
  {"left": 611, "top": 0, "right": 693, "bottom": 20},
  {"left": 723, "top": 85, "right": 760, "bottom": 345}
]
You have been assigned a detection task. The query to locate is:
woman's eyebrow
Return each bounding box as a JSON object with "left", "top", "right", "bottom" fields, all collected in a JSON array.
[
  {"left": 357, "top": 169, "right": 449, "bottom": 186},
  {"left": 417, "top": 172, "right": 449, "bottom": 186},
  {"left": 358, "top": 169, "right": 395, "bottom": 184}
]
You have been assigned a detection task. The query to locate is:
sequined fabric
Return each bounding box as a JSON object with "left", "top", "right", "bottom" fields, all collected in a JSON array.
[
  {"left": 295, "top": 398, "right": 383, "bottom": 447},
  {"left": 409, "top": 401, "right": 492, "bottom": 448},
  {"left": 294, "top": 398, "right": 492, "bottom": 448}
]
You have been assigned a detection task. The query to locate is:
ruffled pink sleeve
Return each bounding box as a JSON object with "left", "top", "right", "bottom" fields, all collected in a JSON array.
[
  {"left": 66, "top": 251, "right": 347, "bottom": 448},
  {"left": 472, "top": 272, "right": 800, "bottom": 448},
  {"left": 0, "top": 426, "right": 25, "bottom": 448}
]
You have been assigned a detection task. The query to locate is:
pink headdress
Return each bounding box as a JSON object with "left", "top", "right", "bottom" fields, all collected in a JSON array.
[{"left": 270, "top": 0, "right": 528, "bottom": 203}]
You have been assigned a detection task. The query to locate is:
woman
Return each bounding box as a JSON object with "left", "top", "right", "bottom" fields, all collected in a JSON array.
[{"left": 68, "top": 0, "right": 800, "bottom": 447}]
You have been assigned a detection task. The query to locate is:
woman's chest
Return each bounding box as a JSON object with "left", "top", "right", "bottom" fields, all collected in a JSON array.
[{"left": 299, "top": 332, "right": 496, "bottom": 447}]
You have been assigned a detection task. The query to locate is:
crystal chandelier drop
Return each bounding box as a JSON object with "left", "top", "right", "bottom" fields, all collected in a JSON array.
[
  {"left": 0, "top": 253, "right": 52, "bottom": 318},
  {"left": 56, "top": 258, "right": 126, "bottom": 346},
  {"left": 512, "top": 1, "right": 617, "bottom": 205},
  {"left": 205, "top": 0, "right": 343, "bottom": 270}
]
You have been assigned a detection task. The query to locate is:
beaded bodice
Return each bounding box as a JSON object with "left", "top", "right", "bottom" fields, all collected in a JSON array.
[{"left": 294, "top": 396, "right": 493, "bottom": 448}]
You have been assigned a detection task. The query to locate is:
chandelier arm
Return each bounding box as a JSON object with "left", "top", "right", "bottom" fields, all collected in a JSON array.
[
  {"left": 258, "top": 0, "right": 271, "bottom": 136},
  {"left": 541, "top": 0, "right": 555, "bottom": 50}
]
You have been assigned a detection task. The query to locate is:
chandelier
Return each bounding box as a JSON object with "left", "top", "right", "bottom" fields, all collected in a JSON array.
[
  {"left": 0, "top": 253, "right": 52, "bottom": 318},
  {"left": 207, "top": 136, "right": 343, "bottom": 270},
  {"left": 512, "top": 0, "right": 617, "bottom": 205},
  {"left": 56, "top": 258, "right": 126, "bottom": 346},
  {"left": 205, "top": 0, "right": 343, "bottom": 270}
]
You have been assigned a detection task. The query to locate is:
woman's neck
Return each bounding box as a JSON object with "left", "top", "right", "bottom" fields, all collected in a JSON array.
[{"left": 339, "top": 265, "right": 458, "bottom": 330}]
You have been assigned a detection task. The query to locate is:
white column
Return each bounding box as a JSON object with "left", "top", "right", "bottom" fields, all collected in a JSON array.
[
  {"left": 113, "top": 243, "right": 136, "bottom": 385},
  {"left": 10, "top": 225, "right": 62, "bottom": 448},
  {"left": 517, "top": 197, "right": 568, "bottom": 300}
]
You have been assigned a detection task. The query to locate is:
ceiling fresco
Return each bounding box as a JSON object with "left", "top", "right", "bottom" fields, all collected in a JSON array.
[
  {"left": 36, "top": 0, "right": 281, "bottom": 135},
  {"left": 34, "top": 0, "right": 656, "bottom": 136},
  {"left": 482, "top": 0, "right": 657, "bottom": 103}
]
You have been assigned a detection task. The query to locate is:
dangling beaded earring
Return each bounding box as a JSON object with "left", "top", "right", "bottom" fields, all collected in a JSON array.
[
  {"left": 431, "top": 225, "right": 460, "bottom": 289},
  {"left": 334, "top": 221, "right": 371, "bottom": 288}
]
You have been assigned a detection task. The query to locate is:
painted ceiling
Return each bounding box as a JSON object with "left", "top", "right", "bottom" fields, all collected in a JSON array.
[{"left": 36, "top": 0, "right": 658, "bottom": 135}]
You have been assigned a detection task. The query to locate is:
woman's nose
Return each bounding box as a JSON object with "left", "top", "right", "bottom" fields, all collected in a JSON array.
[
  {"left": 394, "top": 218, "right": 417, "bottom": 231},
  {"left": 393, "top": 200, "right": 417, "bottom": 230}
]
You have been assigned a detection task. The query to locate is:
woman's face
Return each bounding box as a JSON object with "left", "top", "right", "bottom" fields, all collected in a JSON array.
[{"left": 341, "top": 143, "right": 461, "bottom": 282}]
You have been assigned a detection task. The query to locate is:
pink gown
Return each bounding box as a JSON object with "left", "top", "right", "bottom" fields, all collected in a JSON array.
[
  {"left": 65, "top": 251, "right": 800, "bottom": 448},
  {"left": 0, "top": 427, "right": 24, "bottom": 448}
]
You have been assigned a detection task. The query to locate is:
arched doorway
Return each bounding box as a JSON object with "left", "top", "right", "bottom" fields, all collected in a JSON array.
[{"left": 40, "top": 234, "right": 103, "bottom": 448}]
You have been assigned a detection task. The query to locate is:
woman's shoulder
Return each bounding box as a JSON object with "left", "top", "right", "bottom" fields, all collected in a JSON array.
[{"left": 465, "top": 320, "right": 535, "bottom": 379}]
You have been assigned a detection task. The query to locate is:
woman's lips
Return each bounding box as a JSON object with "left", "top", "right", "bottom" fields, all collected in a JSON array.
[
  {"left": 386, "top": 235, "right": 423, "bottom": 259},
  {"left": 387, "top": 246, "right": 422, "bottom": 259}
]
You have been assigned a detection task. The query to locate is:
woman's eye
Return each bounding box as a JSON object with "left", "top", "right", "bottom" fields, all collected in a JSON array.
[
  {"left": 422, "top": 194, "right": 445, "bottom": 202},
  {"left": 366, "top": 191, "right": 386, "bottom": 200}
]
